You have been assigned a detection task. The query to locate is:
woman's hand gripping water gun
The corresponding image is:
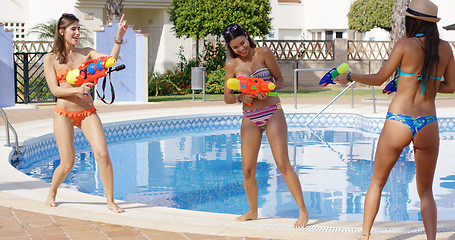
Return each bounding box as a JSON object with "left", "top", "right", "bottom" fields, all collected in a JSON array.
[
  {"left": 227, "top": 76, "right": 278, "bottom": 106},
  {"left": 319, "top": 63, "right": 350, "bottom": 86},
  {"left": 66, "top": 56, "right": 116, "bottom": 87},
  {"left": 382, "top": 77, "right": 398, "bottom": 94}
]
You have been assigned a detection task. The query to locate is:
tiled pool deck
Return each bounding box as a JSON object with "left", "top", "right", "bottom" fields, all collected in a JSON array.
[{"left": 2, "top": 95, "right": 455, "bottom": 240}]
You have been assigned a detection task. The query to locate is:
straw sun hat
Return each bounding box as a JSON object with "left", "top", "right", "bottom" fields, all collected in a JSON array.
[{"left": 404, "top": 0, "right": 440, "bottom": 23}]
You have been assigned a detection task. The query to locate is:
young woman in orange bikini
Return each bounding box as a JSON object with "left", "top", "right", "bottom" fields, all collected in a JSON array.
[
  {"left": 43, "top": 13, "right": 128, "bottom": 213},
  {"left": 334, "top": 0, "right": 455, "bottom": 239},
  {"left": 223, "top": 23, "right": 310, "bottom": 228}
]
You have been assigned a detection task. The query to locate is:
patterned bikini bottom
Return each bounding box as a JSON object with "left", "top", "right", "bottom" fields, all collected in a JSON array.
[
  {"left": 243, "top": 103, "right": 282, "bottom": 131},
  {"left": 386, "top": 112, "right": 437, "bottom": 138}
]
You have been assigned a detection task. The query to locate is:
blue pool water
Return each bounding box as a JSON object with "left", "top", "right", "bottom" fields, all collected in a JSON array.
[{"left": 15, "top": 113, "right": 455, "bottom": 221}]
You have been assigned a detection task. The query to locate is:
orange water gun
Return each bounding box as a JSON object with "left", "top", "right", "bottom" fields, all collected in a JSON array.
[
  {"left": 226, "top": 76, "right": 278, "bottom": 106},
  {"left": 65, "top": 56, "right": 118, "bottom": 87}
]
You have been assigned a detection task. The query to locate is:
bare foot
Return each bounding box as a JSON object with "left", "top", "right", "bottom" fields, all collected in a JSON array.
[
  {"left": 235, "top": 210, "right": 258, "bottom": 222},
  {"left": 294, "top": 211, "right": 310, "bottom": 228},
  {"left": 107, "top": 202, "right": 124, "bottom": 213},
  {"left": 357, "top": 234, "right": 370, "bottom": 240},
  {"left": 45, "top": 193, "right": 57, "bottom": 207}
]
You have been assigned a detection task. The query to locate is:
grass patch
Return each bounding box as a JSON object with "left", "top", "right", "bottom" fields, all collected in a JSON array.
[
  {"left": 148, "top": 94, "right": 224, "bottom": 102},
  {"left": 277, "top": 88, "right": 384, "bottom": 98}
]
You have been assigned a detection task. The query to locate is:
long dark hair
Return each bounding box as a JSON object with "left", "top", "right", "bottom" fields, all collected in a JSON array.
[
  {"left": 405, "top": 16, "right": 440, "bottom": 98},
  {"left": 222, "top": 23, "right": 256, "bottom": 58},
  {"left": 51, "top": 13, "right": 79, "bottom": 64}
]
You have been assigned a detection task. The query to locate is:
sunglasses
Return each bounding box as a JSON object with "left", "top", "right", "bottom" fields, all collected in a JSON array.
[
  {"left": 61, "top": 13, "right": 76, "bottom": 18},
  {"left": 222, "top": 23, "right": 244, "bottom": 41}
]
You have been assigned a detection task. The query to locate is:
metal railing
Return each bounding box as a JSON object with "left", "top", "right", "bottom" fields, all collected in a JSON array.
[
  {"left": 0, "top": 107, "right": 19, "bottom": 160},
  {"left": 14, "top": 52, "right": 54, "bottom": 103},
  {"left": 305, "top": 81, "right": 356, "bottom": 127}
]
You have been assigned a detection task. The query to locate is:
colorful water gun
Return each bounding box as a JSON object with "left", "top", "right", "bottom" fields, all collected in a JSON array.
[
  {"left": 319, "top": 63, "right": 350, "bottom": 86},
  {"left": 227, "top": 76, "right": 278, "bottom": 106},
  {"left": 383, "top": 77, "right": 398, "bottom": 94},
  {"left": 65, "top": 56, "right": 118, "bottom": 87}
]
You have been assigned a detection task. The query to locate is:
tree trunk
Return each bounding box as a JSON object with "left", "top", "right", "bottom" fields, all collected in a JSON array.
[
  {"left": 196, "top": 38, "right": 200, "bottom": 63},
  {"left": 105, "top": 0, "right": 124, "bottom": 22},
  {"left": 390, "top": 0, "right": 410, "bottom": 45}
]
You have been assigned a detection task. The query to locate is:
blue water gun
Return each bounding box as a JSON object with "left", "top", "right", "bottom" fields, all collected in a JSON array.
[
  {"left": 319, "top": 63, "right": 350, "bottom": 86},
  {"left": 383, "top": 77, "right": 398, "bottom": 94}
]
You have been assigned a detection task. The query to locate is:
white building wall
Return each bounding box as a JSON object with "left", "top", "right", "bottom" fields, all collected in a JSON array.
[
  {"left": 433, "top": 0, "right": 455, "bottom": 41},
  {"left": 269, "top": 1, "right": 305, "bottom": 40},
  {"left": 153, "top": 11, "right": 192, "bottom": 74},
  {"left": 74, "top": 7, "right": 104, "bottom": 42},
  {"left": 0, "top": 0, "right": 30, "bottom": 40},
  {"left": 303, "top": 0, "right": 352, "bottom": 40},
  {"left": 29, "top": 0, "right": 78, "bottom": 33},
  {"left": 304, "top": 0, "right": 352, "bottom": 31},
  {"left": 0, "top": 0, "right": 78, "bottom": 41},
  {"left": 0, "top": 0, "right": 30, "bottom": 23}
]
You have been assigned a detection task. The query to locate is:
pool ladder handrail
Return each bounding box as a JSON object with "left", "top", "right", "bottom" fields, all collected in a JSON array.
[
  {"left": 305, "top": 80, "right": 356, "bottom": 127},
  {"left": 293, "top": 67, "right": 377, "bottom": 126},
  {"left": 0, "top": 107, "right": 20, "bottom": 160}
]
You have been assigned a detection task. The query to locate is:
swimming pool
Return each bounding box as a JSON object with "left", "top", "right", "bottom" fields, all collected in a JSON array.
[{"left": 14, "top": 113, "right": 455, "bottom": 221}]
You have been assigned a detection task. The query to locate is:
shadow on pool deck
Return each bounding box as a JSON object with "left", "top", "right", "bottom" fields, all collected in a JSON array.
[{"left": 2, "top": 95, "right": 455, "bottom": 239}]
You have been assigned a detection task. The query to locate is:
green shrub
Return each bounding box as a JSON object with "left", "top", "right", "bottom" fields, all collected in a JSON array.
[
  {"left": 206, "top": 66, "right": 225, "bottom": 94},
  {"left": 177, "top": 46, "right": 201, "bottom": 74},
  {"left": 148, "top": 47, "right": 195, "bottom": 96},
  {"left": 148, "top": 44, "right": 227, "bottom": 96},
  {"left": 202, "top": 41, "right": 226, "bottom": 73},
  {"left": 148, "top": 68, "right": 191, "bottom": 96},
  {"left": 202, "top": 41, "right": 227, "bottom": 94}
]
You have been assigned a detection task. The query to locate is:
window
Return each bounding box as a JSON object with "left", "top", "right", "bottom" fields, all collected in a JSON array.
[
  {"left": 312, "top": 32, "right": 322, "bottom": 40},
  {"left": 325, "top": 31, "right": 333, "bottom": 41},
  {"left": 336, "top": 32, "right": 343, "bottom": 39}
]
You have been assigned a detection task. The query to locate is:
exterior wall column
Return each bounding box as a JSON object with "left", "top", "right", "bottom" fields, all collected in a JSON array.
[
  {"left": 0, "top": 26, "right": 14, "bottom": 107},
  {"left": 95, "top": 22, "right": 149, "bottom": 103},
  {"left": 335, "top": 38, "right": 348, "bottom": 63}
]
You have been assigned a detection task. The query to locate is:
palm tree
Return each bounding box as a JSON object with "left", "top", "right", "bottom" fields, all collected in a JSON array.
[
  {"left": 28, "top": 20, "right": 93, "bottom": 46},
  {"left": 390, "top": 0, "right": 410, "bottom": 45},
  {"left": 27, "top": 20, "right": 56, "bottom": 42},
  {"left": 105, "top": 0, "right": 124, "bottom": 22}
]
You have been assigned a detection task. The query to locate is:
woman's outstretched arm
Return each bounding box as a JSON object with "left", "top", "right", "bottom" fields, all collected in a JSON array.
[
  {"left": 90, "top": 14, "right": 128, "bottom": 60},
  {"left": 335, "top": 39, "right": 405, "bottom": 85}
]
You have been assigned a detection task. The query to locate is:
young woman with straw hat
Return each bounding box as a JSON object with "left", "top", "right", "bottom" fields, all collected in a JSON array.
[{"left": 335, "top": 0, "right": 455, "bottom": 239}]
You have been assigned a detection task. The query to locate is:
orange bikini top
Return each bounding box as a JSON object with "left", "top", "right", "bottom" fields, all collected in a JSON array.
[{"left": 56, "top": 68, "right": 70, "bottom": 84}]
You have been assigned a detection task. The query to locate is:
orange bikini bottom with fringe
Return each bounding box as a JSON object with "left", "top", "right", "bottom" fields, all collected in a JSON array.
[{"left": 54, "top": 106, "right": 97, "bottom": 127}]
